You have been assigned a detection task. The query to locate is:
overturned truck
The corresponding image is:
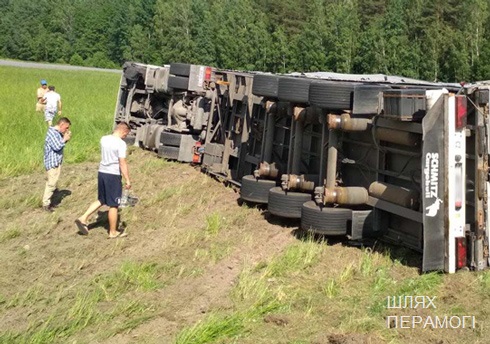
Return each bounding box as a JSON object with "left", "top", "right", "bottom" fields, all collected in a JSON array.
[{"left": 114, "top": 61, "right": 490, "bottom": 273}]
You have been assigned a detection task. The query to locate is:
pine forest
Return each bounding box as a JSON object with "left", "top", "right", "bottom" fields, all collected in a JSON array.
[{"left": 1, "top": 0, "right": 489, "bottom": 82}]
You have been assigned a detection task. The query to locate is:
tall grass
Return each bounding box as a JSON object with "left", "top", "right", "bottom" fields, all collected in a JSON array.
[
  {"left": 0, "top": 260, "right": 163, "bottom": 343},
  {"left": 0, "top": 65, "right": 120, "bottom": 178}
]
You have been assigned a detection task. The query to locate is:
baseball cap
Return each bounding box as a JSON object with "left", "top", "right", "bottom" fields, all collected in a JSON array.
[{"left": 41, "top": 79, "right": 47, "bottom": 85}]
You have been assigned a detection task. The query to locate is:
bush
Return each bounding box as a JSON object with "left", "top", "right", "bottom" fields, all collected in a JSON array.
[
  {"left": 85, "top": 52, "right": 118, "bottom": 69},
  {"left": 69, "top": 53, "right": 85, "bottom": 66}
]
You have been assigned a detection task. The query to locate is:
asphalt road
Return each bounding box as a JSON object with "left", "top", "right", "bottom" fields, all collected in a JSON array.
[{"left": 0, "top": 59, "right": 121, "bottom": 73}]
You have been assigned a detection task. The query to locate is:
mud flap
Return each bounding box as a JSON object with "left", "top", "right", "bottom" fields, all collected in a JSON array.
[
  {"left": 349, "top": 210, "right": 374, "bottom": 240},
  {"left": 422, "top": 96, "right": 446, "bottom": 271}
]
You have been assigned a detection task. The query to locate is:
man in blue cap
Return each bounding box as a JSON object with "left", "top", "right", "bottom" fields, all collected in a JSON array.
[{"left": 36, "top": 79, "right": 48, "bottom": 112}]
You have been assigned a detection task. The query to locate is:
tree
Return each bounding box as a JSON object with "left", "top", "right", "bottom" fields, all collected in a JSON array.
[
  {"left": 325, "top": 0, "right": 360, "bottom": 73},
  {"left": 381, "top": 0, "right": 413, "bottom": 76},
  {"left": 268, "top": 27, "right": 290, "bottom": 73},
  {"left": 292, "top": 0, "right": 327, "bottom": 72},
  {"left": 190, "top": 1, "right": 216, "bottom": 66},
  {"left": 213, "top": 0, "right": 270, "bottom": 70}
]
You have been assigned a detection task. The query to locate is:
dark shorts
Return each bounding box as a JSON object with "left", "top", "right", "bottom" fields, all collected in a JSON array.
[{"left": 98, "top": 172, "right": 122, "bottom": 207}]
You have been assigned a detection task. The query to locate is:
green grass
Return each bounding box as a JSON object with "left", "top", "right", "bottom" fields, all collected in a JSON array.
[
  {"left": 0, "top": 65, "right": 120, "bottom": 178},
  {"left": 175, "top": 312, "right": 246, "bottom": 344},
  {"left": 204, "top": 212, "right": 225, "bottom": 236},
  {"left": 174, "top": 241, "right": 326, "bottom": 343},
  {"left": 0, "top": 190, "right": 41, "bottom": 210},
  {"left": 263, "top": 237, "right": 323, "bottom": 277},
  {"left": 0, "top": 261, "right": 163, "bottom": 344},
  {"left": 0, "top": 227, "right": 21, "bottom": 243},
  {"left": 172, "top": 244, "right": 453, "bottom": 343},
  {"left": 95, "top": 261, "right": 164, "bottom": 298},
  {"left": 176, "top": 263, "right": 287, "bottom": 344}
]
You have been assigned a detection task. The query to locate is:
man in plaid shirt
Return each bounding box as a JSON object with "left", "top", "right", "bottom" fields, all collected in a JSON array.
[{"left": 42, "top": 117, "right": 71, "bottom": 212}]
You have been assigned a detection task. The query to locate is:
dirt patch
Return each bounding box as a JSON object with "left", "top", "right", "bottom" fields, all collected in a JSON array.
[
  {"left": 264, "top": 314, "right": 289, "bottom": 326},
  {"left": 325, "top": 333, "right": 375, "bottom": 344},
  {"left": 0, "top": 149, "right": 295, "bottom": 342}
]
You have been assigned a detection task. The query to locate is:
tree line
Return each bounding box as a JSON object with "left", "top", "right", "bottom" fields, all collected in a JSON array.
[{"left": 1, "top": 0, "right": 489, "bottom": 82}]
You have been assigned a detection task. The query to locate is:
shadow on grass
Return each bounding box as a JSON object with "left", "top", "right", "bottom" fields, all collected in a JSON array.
[
  {"left": 78, "top": 209, "right": 128, "bottom": 236},
  {"left": 290, "top": 227, "right": 422, "bottom": 271},
  {"left": 51, "top": 189, "right": 72, "bottom": 207},
  {"left": 87, "top": 210, "right": 109, "bottom": 231},
  {"left": 370, "top": 242, "right": 422, "bottom": 271},
  {"left": 262, "top": 211, "right": 301, "bottom": 228},
  {"left": 236, "top": 197, "right": 268, "bottom": 211}
]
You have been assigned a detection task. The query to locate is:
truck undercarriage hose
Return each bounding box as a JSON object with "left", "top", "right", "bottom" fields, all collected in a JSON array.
[
  {"left": 327, "top": 113, "right": 370, "bottom": 131},
  {"left": 375, "top": 127, "right": 421, "bottom": 147},
  {"left": 324, "top": 187, "right": 368, "bottom": 205},
  {"left": 368, "top": 181, "right": 419, "bottom": 209}
]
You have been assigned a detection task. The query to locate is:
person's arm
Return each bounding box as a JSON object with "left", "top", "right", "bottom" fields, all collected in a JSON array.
[
  {"left": 62, "top": 130, "right": 71, "bottom": 143},
  {"left": 119, "top": 158, "right": 131, "bottom": 189},
  {"left": 58, "top": 99, "right": 62, "bottom": 114},
  {"left": 47, "top": 131, "right": 66, "bottom": 152}
]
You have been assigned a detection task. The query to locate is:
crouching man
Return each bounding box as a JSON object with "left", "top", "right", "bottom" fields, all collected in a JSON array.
[{"left": 75, "top": 122, "right": 131, "bottom": 238}]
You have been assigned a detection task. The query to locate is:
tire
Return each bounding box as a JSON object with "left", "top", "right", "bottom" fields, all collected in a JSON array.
[
  {"left": 278, "top": 77, "right": 312, "bottom": 104},
  {"left": 160, "top": 131, "right": 183, "bottom": 147},
  {"left": 301, "top": 201, "right": 352, "bottom": 235},
  {"left": 169, "top": 63, "right": 191, "bottom": 77},
  {"left": 268, "top": 187, "right": 312, "bottom": 218},
  {"left": 168, "top": 76, "right": 189, "bottom": 90},
  {"left": 143, "top": 124, "right": 165, "bottom": 151},
  {"left": 158, "top": 145, "right": 179, "bottom": 160},
  {"left": 309, "top": 81, "right": 357, "bottom": 110},
  {"left": 240, "top": 175, "right": 277, "bottom": 204},
  {"left": 252, "top": 74, "right": 281, "bottom": 98}
]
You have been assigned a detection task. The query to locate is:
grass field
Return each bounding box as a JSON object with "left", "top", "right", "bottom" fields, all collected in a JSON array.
[
  {"left": 0, "top": 65, "right": 120, "bottom": 178},
  {"left": 1, "top": 65, "right": 490, "bottom": 344}
]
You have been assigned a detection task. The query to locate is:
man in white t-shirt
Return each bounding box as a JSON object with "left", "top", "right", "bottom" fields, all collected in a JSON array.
[
  {"left": 43, "top": 85, "right": 62, "bottom": 126},
  {"left": 75, "top": 122, "right": 132, "bottom": 238}
]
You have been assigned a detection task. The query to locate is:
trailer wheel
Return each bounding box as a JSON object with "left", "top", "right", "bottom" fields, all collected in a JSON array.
[
  {"left": 268, "top": 187, "right": 312, "bottom": 218},
  {"left": 160, "top": 131, "right": 183, "bottom": 147},
  {"left": 158, "top": 145, "right": 179, "bottom": 160},
  {"left": 309, "top": 81, "right": 356, "bottom": 110},
  {"left": 252, "top": 74, "right": 281, "bottom": 98},
  {"left": 301, "top": 201, "right": 352, "bottom": 235},
  {"left": 169, "top": 63, "right": 191, "bottom": 77},
  {"left": 277, "top": 77, "right": 312, "bottom": 104},
  {"left": 168, "top": 76, "right": 189, "bottom": 90},
  {"left": 240, "top": 175, "right": 277, "bottom": 204}
]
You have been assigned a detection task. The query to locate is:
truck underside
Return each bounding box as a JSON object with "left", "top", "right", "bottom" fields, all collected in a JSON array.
[{"left": 114, "top": 61, "right": 490, "bottom": 273}]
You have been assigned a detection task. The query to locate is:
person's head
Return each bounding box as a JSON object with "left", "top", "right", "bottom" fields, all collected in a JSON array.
[
  {"left": 40, "top": 79, "right": 47, "bottom": 88},
  {"left": 114, "top": 122, "right": 130, "bottom": 139},
  {"left": 56, "top": 117, "right": 71, "bottom": 133},
  {"left": 48, "top": 85, "right": 55, "bottom": 91}
]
